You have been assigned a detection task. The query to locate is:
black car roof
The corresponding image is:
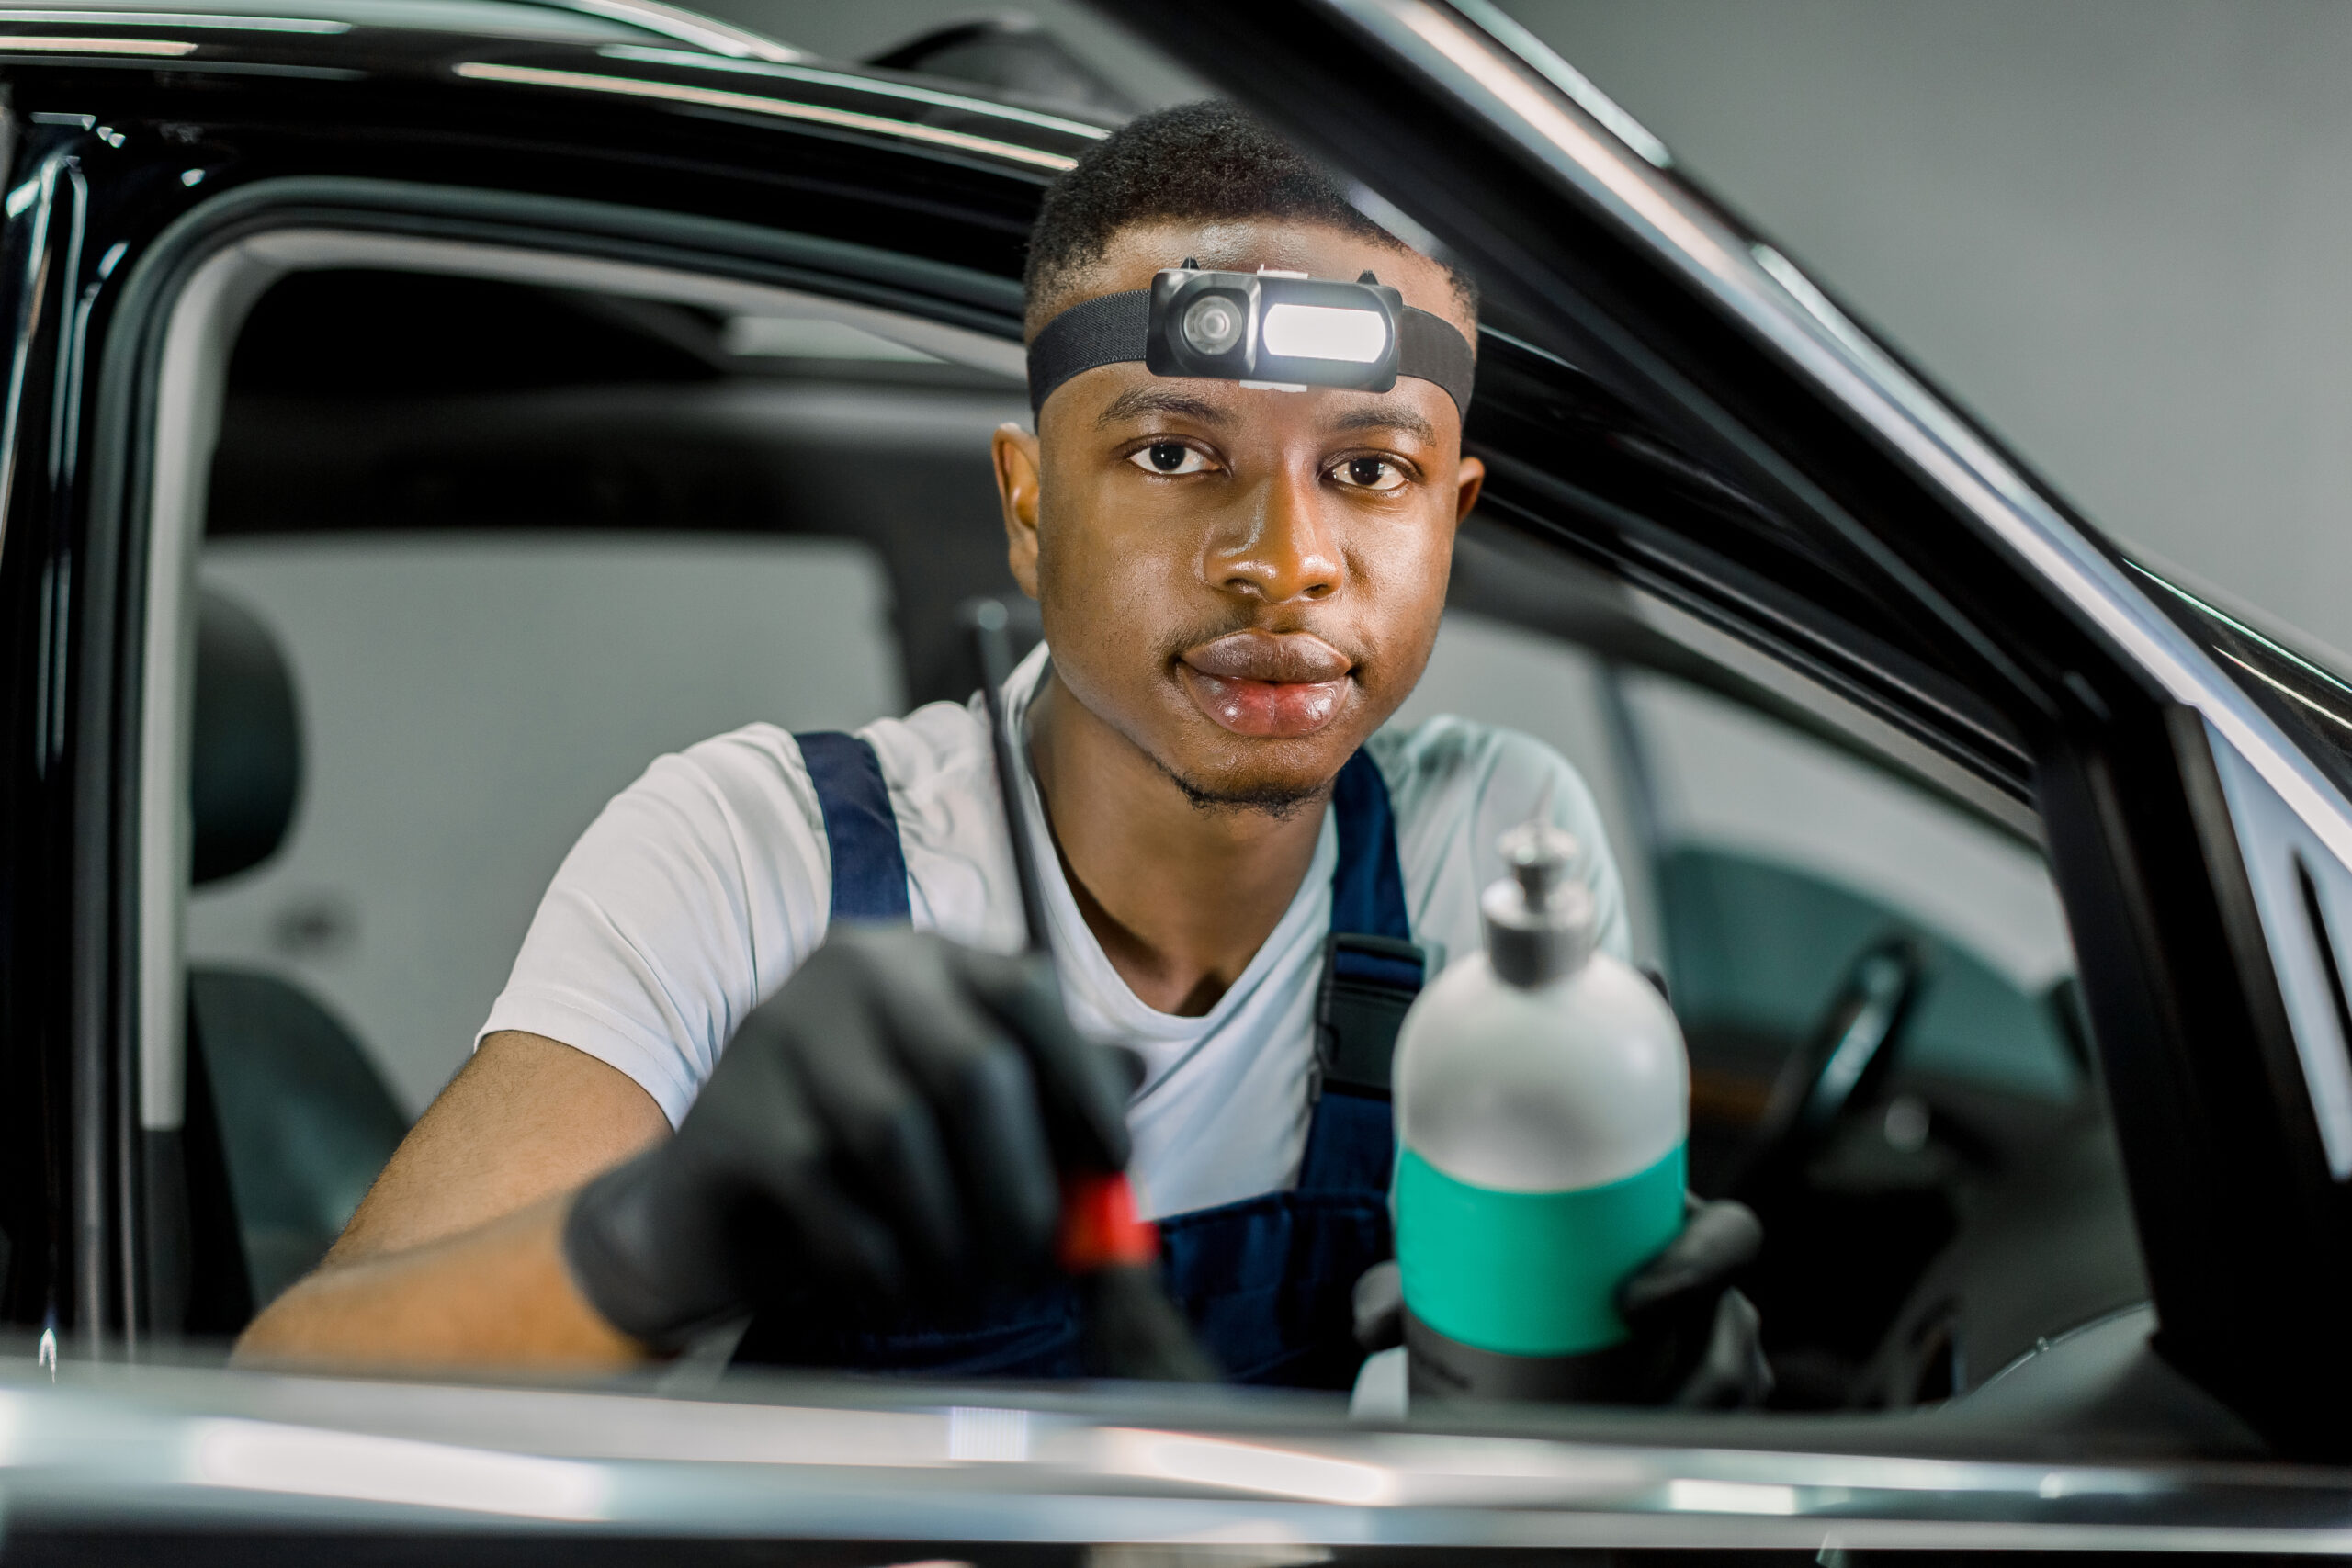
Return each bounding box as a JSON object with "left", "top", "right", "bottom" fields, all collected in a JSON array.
[
  {"left": 0, "top": 0, "right": 782, "bottom": 51},
  {"left": 0, "top": 0, "right": 1112, "bottom": 175}
]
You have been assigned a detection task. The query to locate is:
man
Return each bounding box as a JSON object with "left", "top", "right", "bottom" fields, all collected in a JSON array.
[{"left": 241, "top": 104, "right": 1759, "bottom": 1396}]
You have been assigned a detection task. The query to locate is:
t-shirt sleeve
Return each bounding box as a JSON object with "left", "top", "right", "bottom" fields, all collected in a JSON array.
[
  {"left": 475, "top": 725, "right": 831, "bottom": 1126},
  {"left": 1373, "top": 716, "right": 1633, "bottom": 970},
  {"left": 1482, "top": 730, "right": 1633, "bottom": 963}
]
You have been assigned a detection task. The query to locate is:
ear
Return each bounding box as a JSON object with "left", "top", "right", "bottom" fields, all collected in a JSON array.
[
  {"left": 993, "top": 422, "right": 1044, "bottom": 599},
  {"left": 1453, "top": 454, "right": 1486, "bottom": 525}
]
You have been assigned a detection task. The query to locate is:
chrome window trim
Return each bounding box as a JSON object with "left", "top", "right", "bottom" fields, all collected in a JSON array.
[
  {"left": 0, "top": 11, "right": 351, "bottom": 32},
  {"left": 0, "top": 1364, "right": 2342, "bottom": 1549},
  {"left": 594, "top": 45, "right": 1115, "bottom": 141},
  {"left": 450, "top": 62, "right": 1081, "bottom": 173},
  {"left": 495, "top": 0, "right": 793, "bottom": 62},
  {"left": 2205, "top": 721, "right": 2352, "bottom": 1177},
  {"left": 1443, "top": 0, "right": 1673, "bottom": 170},
  {"left": 0, "top": 0, "right": 772, "bottom": 50},
  {"left": 1331, "top": 0, "right": 2352, "bottom": 1165}
]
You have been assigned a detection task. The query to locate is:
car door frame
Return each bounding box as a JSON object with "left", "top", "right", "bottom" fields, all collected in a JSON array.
[
  {"left": 1091, "top": 0, "right": 2352, "bottom": 1457},
  {"left": 0, "top": 0, "right": 2344, "bottom": 1485},
  {"left": 0, "top": 35, "right": 1069, "bottom": 1358}
]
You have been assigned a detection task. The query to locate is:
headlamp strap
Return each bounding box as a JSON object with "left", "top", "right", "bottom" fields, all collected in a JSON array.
[
  {"left": 1024, "top": 288, "right": 1475, "bottom": 417},
  {"left": 1396, "top": 308, "right": 1477, "bottom": 415},
  {"left": 1025, "top": 290, "right": 1149, "bottom": 415}
]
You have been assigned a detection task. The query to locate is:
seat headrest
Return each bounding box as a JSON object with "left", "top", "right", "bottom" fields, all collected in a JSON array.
[{"left": 191, "top": 589, "right": 301, "bottom": 886}]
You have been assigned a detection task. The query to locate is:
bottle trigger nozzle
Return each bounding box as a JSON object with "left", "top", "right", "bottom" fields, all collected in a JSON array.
[{"left": 1482, "top": 783, "right": 1595, "bottom": 987}]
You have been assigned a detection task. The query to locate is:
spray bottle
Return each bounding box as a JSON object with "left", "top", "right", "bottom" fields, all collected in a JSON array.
[{"left": 1393, "top": 813, "right": 1689, "bottom": 1401}]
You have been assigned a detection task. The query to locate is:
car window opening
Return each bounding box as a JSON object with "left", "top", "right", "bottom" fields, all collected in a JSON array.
[{"left": 138, "top": 230, "right": 2129, "bottom": 1427}]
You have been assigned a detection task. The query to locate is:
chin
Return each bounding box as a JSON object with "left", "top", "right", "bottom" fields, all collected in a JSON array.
[{"left": 1159, "top": 732, "right": 1357, "bottom": 818}]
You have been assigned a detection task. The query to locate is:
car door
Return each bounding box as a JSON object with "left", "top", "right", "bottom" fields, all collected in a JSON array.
[
  {"left": 0, "top": 2, "right": 1097, "bottom": 1361},
  {"left": 2, "top": 0, "right": 2350, "bottom": 1558},
  {"left": 1104, "top": 0, "right": 2352, "bottom": 1461}
]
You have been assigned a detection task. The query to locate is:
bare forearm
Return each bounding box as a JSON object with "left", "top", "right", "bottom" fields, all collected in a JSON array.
[
  {"left": 234, "top": 1194, "right": 644, "bottom": 1369},
  {"left": 232, "top": 1032, "right": 667, "bottom": 1369}
]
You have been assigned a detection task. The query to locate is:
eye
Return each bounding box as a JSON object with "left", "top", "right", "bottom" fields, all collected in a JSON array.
[
  {"left": 1128, "top": 440, "right": 1214, "bottom": 476},
  {"left": 1332, "top": 456, "right": 1407, "bottom": 492}
]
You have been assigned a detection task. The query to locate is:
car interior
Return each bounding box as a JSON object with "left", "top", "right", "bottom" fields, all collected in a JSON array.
[{"left": 160, "top": 240, "right": 2143, "bottom": 1416}]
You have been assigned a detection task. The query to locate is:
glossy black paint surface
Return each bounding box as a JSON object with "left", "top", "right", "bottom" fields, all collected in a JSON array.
[
  {"left": 2134, "top": 558, "right": 2352, "bottom": 801},
  {"left": 0, "top": 0, "right": 2340, "bottom": 1484}
]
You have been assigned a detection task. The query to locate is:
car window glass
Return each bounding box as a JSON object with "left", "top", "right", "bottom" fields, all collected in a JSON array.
[
  {"left": 1464, "top": 322, "right": 2027, "bottom": 792},
  {"left": 1394, "top": 597, "right": 2120, "bottom": 1407},
  {"left": 1618, "top": 664, "right": 2116, "bottom": 1406},
  {"left": 1626, "top": 670, "right": 2076, "bottom": 1107},
  {"left": 182, "top": 265, "right": 1026, "bottom": 1303},
  {"left": 166, "top": 248, "right": 2138, "bottom": 1424},
  {"left": 189, "top": 535, "right": 904, "bottom": 1122}
]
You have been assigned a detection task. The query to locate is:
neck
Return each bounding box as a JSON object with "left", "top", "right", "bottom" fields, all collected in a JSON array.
[{"left": 1028, "top": 671, "right": 1329, "bottom": 1017}]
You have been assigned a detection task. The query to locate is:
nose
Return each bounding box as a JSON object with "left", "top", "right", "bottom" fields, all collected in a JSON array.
[{"left": 1208, "top": 463, "right": 1343, "bottom": 604}]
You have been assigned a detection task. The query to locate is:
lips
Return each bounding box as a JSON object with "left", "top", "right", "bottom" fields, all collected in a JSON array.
[{"left": 1178, "top": 630, "right": 1353, "bottom": 738}]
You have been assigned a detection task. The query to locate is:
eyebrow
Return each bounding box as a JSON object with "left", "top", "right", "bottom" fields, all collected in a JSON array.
[
  {"left": 1092, "top": 384, "right": 1442, "bottom": 444},
  {"left": 1095, "top": 386, "right": 1235, "bottom": 429},
  {"left": 1331, "top": 403, "right": 1438, "bottom": 445}
]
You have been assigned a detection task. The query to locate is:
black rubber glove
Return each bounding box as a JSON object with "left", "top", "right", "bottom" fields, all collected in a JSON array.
[
  {"left": 1352, "top": 1197, "right": 1771, "bottom": 1407},
  {"left": 1618, "top": 1197, "right": 1771, "bottom": 1408},
  {"left": 563, "top": 926, "right": 1133, "bottom": 1350}
]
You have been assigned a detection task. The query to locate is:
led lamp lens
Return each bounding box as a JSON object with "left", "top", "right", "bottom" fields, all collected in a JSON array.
[
  {"left": 1182, "top": 295, "right": 1246, "bottom": 356},
  {"left": 1261, "top": 302, "right": 1388, "bottom": 364}
]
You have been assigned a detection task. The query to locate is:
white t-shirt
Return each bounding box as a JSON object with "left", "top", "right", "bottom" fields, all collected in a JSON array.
[{"left": 479, "top": 642, "right": 1629, "bottom": 1219}]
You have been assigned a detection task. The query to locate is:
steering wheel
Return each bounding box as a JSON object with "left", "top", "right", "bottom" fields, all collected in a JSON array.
[{"left": 1732, "top": 934, "right": 1928, "bottom": 1201}]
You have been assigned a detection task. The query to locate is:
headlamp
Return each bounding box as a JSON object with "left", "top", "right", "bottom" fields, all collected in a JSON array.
[{"left": 1026, "top": 264, "right": 1475, "bottom": 417}]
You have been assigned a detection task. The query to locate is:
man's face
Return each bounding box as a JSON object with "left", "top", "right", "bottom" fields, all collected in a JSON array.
[{"left": 995, "top": 219, "right": 1484, "bottom": 811}]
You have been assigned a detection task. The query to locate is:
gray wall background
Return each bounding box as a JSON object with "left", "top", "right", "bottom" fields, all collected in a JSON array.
[
  {"left": 1502, "top": 0, "right": 2352, "bottom": 661},
  {"left": 708, "top": 0, "right": 2352, "bottom": 660}
]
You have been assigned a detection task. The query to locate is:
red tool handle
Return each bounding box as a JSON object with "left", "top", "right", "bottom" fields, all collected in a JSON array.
[{"left": 1058, "top": 1171, "right": 1159, "bottom": 1272}]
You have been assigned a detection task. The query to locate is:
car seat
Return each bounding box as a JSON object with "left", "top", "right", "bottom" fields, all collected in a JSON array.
[{"left": 179, "top": 589, "right": 409, "bottom": 1330}]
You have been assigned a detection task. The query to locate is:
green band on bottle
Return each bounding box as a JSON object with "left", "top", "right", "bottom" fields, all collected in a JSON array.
[{"left": 1396, "top": 1142, "right": 1687, "bottom": 1358}]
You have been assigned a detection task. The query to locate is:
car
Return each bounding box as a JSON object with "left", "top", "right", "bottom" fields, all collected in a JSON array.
[{"left": 0, "top": 0, "right": 2348, "bottom": 1558}]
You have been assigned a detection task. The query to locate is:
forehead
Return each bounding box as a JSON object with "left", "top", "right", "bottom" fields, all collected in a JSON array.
[
  {"left": 1071, "top": 365, "right": 1453, "bottom": 446},
  {"left": 1034, "top": 217, "right": 1472, "bottom": 442},
  {"left": 1044, "top": 218, "right": 1472, "bottom": 344}
]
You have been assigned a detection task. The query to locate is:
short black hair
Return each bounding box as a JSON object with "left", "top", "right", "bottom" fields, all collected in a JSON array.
[{"left": 1023, "top": 100, "right": 1475, "bottom": 334}]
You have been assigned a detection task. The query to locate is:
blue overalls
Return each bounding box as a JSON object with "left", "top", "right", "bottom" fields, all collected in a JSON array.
[{"left": 732, "top": 730, "right": 1425, "bottom": 1389}]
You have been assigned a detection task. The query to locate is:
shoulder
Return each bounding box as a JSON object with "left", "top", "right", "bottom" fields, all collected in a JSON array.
[
  {"left": 856, "top": 695, "right": 1023, "bottom": 951},
  {"left": 856, "top": 695, "right": 1004, "bottom": 857},
  {"left": 1365, "top": 714, "right": 1628, "bottom": 964},
  {"left": 858, "top": 695, "right": 993, "bottom": 807},
  {"left": 485, "top": 721, "right": 839, "bottom": 1122},
  {"left": 652, "top": 700, "right": 991, "bottom": 842},
  {"left": 602, "top": 720, "right": 820, "bottom": 843},
  {"left": 1365, "top": 714, "right": 1602, "bottom": 833},
  {"left": 639, "top": 700, "right": 1001, "bottom": 891}
]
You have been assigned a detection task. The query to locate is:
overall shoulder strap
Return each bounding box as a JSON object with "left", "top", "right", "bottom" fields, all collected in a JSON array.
[
  {"left": 795, "top": 731, "right": 912, "bottom": 925},
  {"left": 1300, "top": 749, "right": 1422, "bottom": 1196},
  {"left": 1315, "top": 749, "right": 1425, "bottom": 1101},
  {"left": 1329, "top": 748, "right": 1414, "bottom": 942}
]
